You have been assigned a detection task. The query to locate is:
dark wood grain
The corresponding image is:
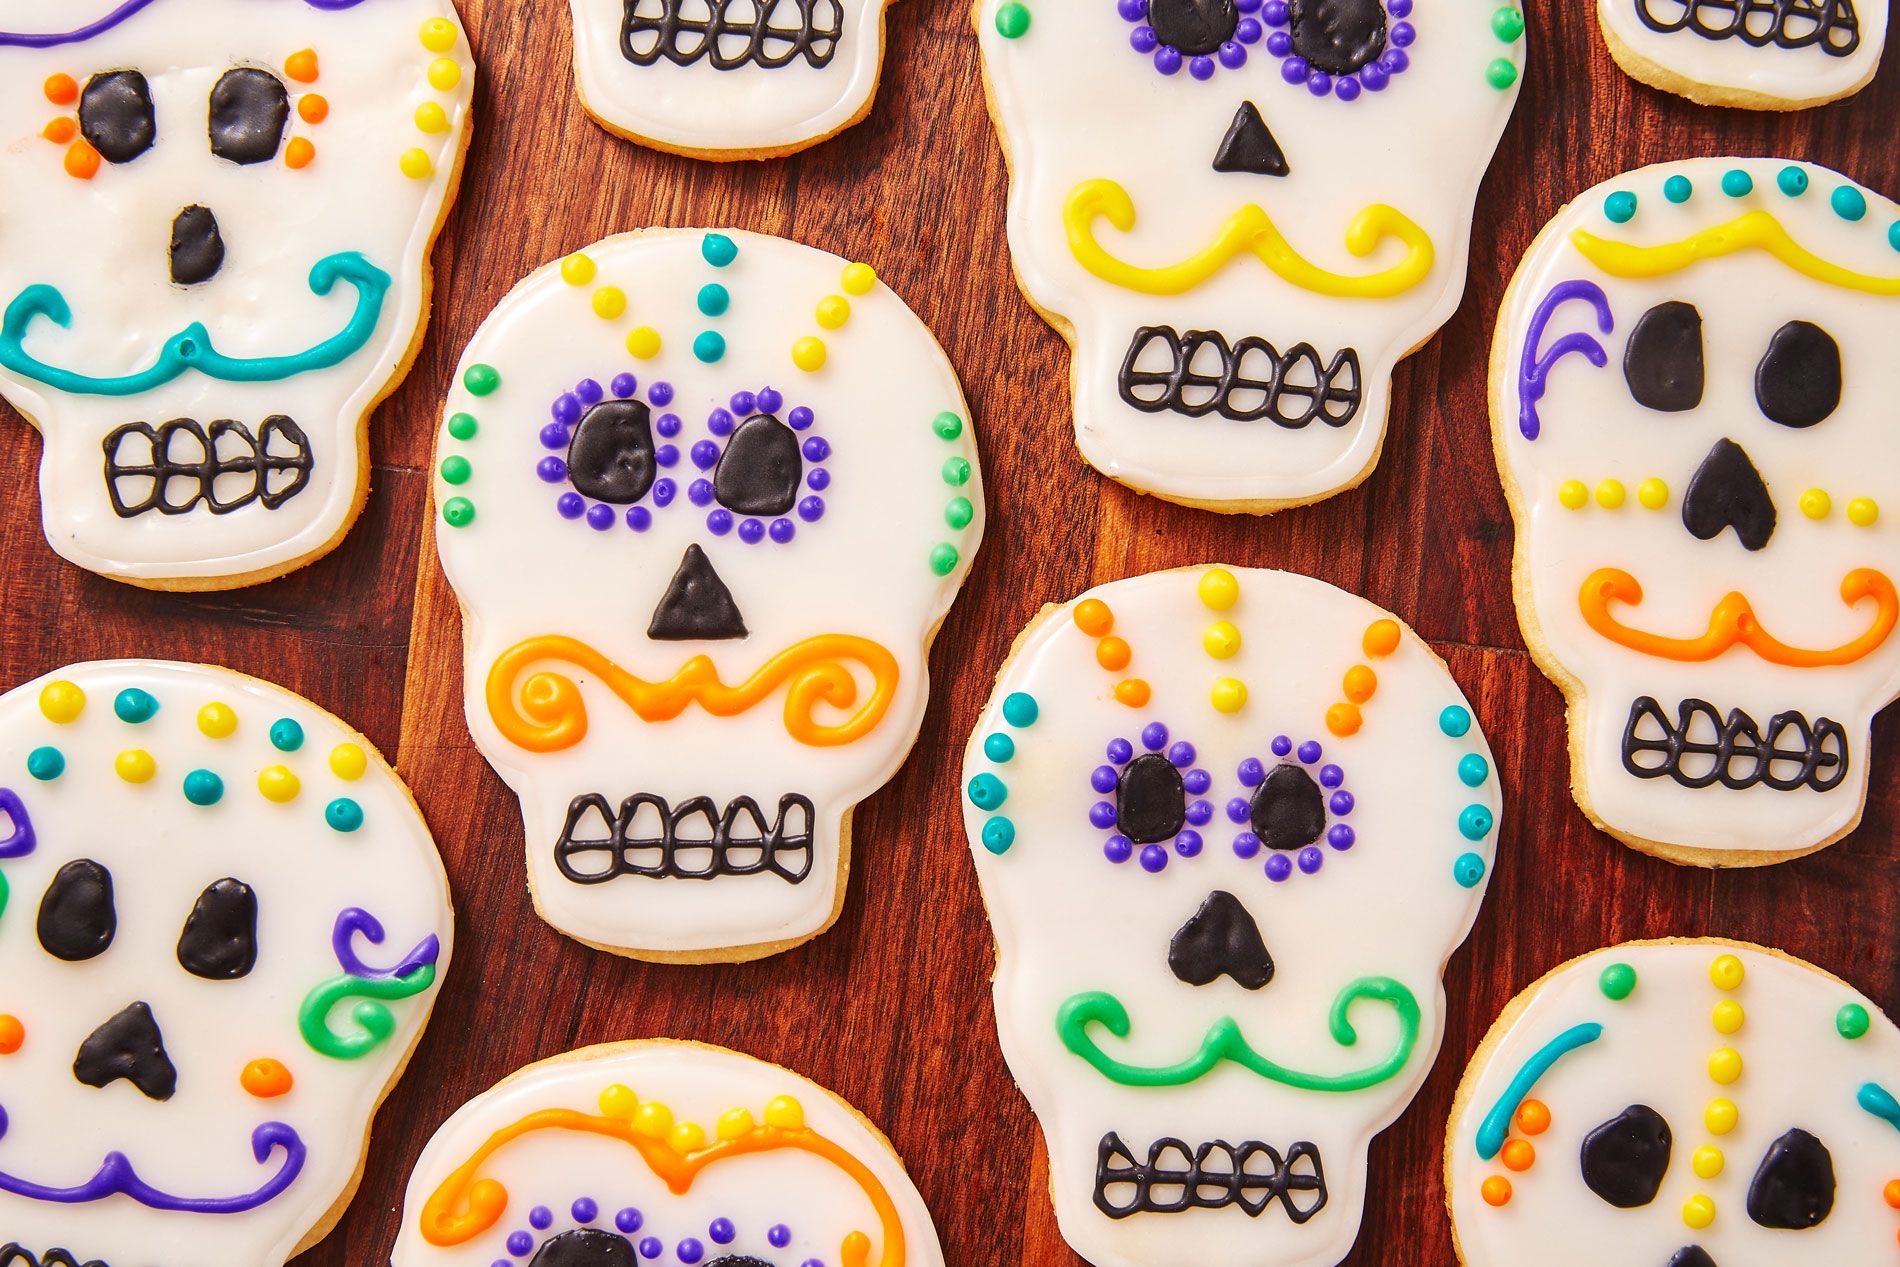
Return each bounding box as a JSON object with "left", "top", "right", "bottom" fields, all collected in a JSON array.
[{"left": 3, "top": 1, "right": 1897, "bottom": 1262}]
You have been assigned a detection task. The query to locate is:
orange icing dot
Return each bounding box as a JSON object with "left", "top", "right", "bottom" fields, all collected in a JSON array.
[
  {"left": 1074, "top": 599, "right": 1113, "bottom": 637},
  {"left": 285, "top": 137, "right": 316, "bottom": 169},
  {"left": 1515, "top": 1099, "right": 1551, "bottom": 1135},
  {"left": 1481, "top": 1175, "right": 1512, "bottom": 1207},
  {"left": 1362, "top": 619, "right": 1401, "bottom": 657},
  {"left": 241, "top": 1058, "right": 294, "bottom": 1098},
  {"left": 1325, "top": 702, "right": 1361, "bottom": 736},
  {"left": 1885, "top": 1178, "right": 1900, "bottom": 1209},
  {"left": 0, "top": 1015, "right": 23, "bottom": 1054},
  {"left": 43, "top": 117, "right": 76, "bottom": 143},
  {"left": 43, "top": 73, "right": 78, "bottom": 105},
  {"left": 1114, "top": 679, "right": 1151, "bottom": 707},
  {"left": 1501, "top": 1139, "right": 1535, "bottom": 1172},
  {"left": 64, "top": 139, "right": 100, "bottom": 180},
  {"left": 1343, "top": 665, "right": 1377, "bottom": 703},
  {"left": 285, "top": 48, "right": 320, "bottom": 83},
  {"left": 1095, "top": 637, "right": 1131, "bottom": 671},
  {"left": 298, "top": 93, "right": 329, "bottom": 124}
]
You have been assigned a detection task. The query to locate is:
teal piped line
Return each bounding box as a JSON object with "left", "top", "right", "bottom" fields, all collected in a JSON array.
[
  {"left": 1858, "top": 1081, "right": 1900, "bottom": 1131},
  {"left": 1, "top": 252, "right": 390, "bottom": 396},
  {"left": 1475, "top": 1022, "right": 1603, "bottom": 1159}
]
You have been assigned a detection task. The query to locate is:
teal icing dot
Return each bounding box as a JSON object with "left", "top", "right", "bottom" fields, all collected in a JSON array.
[
  {"left": 1459, "top": 804, "right": 1494, "bottom": 841},
  {"left": 1453, "top": 852, "right": 1486, "bottom": 888},
  {"left": 1833, "top": 185, "right": 1868, "bottom": 222},
  {"left": 697, "top": 284, "right": 730, "bottom": 317},
  {"left": 1890, "top": 221, "right": 1900, "bottom": 252},
  {"left": 1002, "top": 692, "right": 1039, "bottom": 728},
  {"left": 1439, "top": 705, "right": 1471, "bottom": 737},
  {"left": 984, "top": 733, "right": 1015, "bottom": 763},
  {"left": 1458, "top": 753, "right": 1489, "bottom": 788},
  {"left": 1721, "top": 169, "right": 1753, "bottom": 198},
  {"left": 26, "top": 746, "right": 64, "bottom": 781},
  {"left": 967, "top": 772, "right": 1008, "bottom": 810},
  {"left": 1663, "top": 174, "right": 1693, "bottom": 204},
  {"left": 269, "top": 718, "right": 304, "bottom": 752},
  {"left": 182, "top": 769, "right": 223, "bottom": 806},
  {"left": 693, "top": 331, "right": 726, "bottom": 363},
  {"left": 113, "top": 688, "right": 158, "bottom": 723},
  {"left": 325, "top": 797, "right": 365, "bottom": 833},
  {"left": 1604, "top": 191, "right": 1637, "bottom": 224},
  {"left": 701, "top": 234, "right": 738, "bottom": 267},
  {"left": 982, "top": 816, "right": 1016, "bottom": 854},
  {"left": 1778, "top": 165, "right": 1809, "bottom": 197}
]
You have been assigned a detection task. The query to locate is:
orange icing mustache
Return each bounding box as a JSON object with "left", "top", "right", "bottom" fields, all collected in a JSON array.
[{"left": 1579, "top": 568, "right": 1898, "bottom": 667}]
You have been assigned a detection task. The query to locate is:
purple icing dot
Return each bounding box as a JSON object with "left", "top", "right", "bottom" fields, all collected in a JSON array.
[
  {"left": 807, "top": 468, "right": 830, "bottom": 491},
  {"left": 1089, "top": 801, "right": 1118, "bottom": 829},
  {"left": 506, "top": 1232, "right": 533, "bottom": 1256},
  {"left": 1186, "top": 799, "right": 1213, "bottom": 826},
  {"left": 1335, "top": 75, "right": 1361, "bottom": 100},
  {"left": 689, "top": 478, "right": 715, "bottom": 506},
  {"left": 656, "top": 412, "right": 683, "bottom": 438},
  {"left": 1270, "top": 736, "right": 1292, "bottom": 758},
  {"left": 1167, "top": 741, "right": 1196, "bottom": 768},
  {"left": 757, "top": 387, "right": 784, "bottom": 413},
  {"left": 1297, "top": 740, "right": 1322, "bottom": 764},
  {"left": 1091, "top": 765, "right": 1119, "bottom": 793},
  {"left": 802, "top": 1261, "right": 825, "bottom": 1267},
  {"left": 1238, "top": 0, "right": 1260, "bottom": 11},
  {"left": 493, "top": 1260, "right": 511, "bottom": 1267},
  {"left": 710, "top": 1218, "right": 735, "bottom": 1244},
  {"left": 708, "top": 509, "right": 733, "bottom": 535},
  {"left": 1107, "top": 737, "right": 1134, "bottom": 764},
  {"left": 1232, "top": 831, "right": 1261, "bottom": 859},
  {"left": 1226, "top": 796, "right": 1251, "bottom": 824},
  {"left": 537, "top": 456, "right": 567, "bottom": 482},
  {"left": 1189, "top": 53, "right": 1214, "bottom": 78},
  {"left": 1362, "top": 61, "right": 1389, "bottom": 89},
  {"left": 611, "top": 373, "right": 636, "bottom": 397},
  {"left": 617, "top": 1208, "right": 644, "bottom": 1234},
  {"left": 708, "top": 408, "right": 734, "bottom": 437},
  {"left": 730, "top": 390, "right": 757, "bottom": 415},
  {"left": 586, "top": 503, "right": 614, "bottom": 530},
  {"left": 1329, "top": 823, "right": 1356, "bottom": 850},
  {"left": 1263, "top": 0, "right": 1288, "bottom": 22},
  {"left": 770, "top": 518, "right": 795, "bottom": 543},
  {"left": 552, "top": 394, "right": 581, "bottom": 425},
  {"left": 653, "top": 478, "right": 676, "bottom": 506},
  {"left": 692, "top": 440, "right": 720, "bottom": 470},
  {"left": 1218, "top": 41, "right": 1246, "bottom": 68},
  {"left": 1307, "top": 70, "right": 1332, "bottom": 95},
  {"left": 572, "top": 1197, "right": 598, "bottom": 1223},
  {"left": 1154, "top": 44, "right": 1182, "bottom": 73},
  {"left": 1131, "top": 24, "right": 1158, "bottom": 53},
  {"left": 1183, "top": 768, "right": 1210, "bottom": 795},
  {"left": 1390, "top": 19, "right": 1414, "bottom": 46},
  {"left": 788, "top": 405, "right": 814, "bottom": 431},
  {"left": 1104, "top": 835, "right": 1132, "bottom": 863},
  {"left": 575, "top": 378, "right": 604, "bottom": 404},
  {"left": 1281, "top": 54, "right": 1310, "bottom": 82},
  {"left": 626, "top": 506, "right": 651, "bottom": 531},
  {"left": 648, "top": 381, "right": 674, "bottom": 406},
  {"left": 1298, "top": 846, "right": 1324, "bottom": 874},
  {"left": 1319, "top": 764, "right": 1344, "bottom": 788},
  {"left": 530, "top": 1206, "right": 553, "bottom": 1230},
  {"left": 1238, "top": 757, "right": 1266, "bottom": 787},
  {"left": 1330, "top": 791, "right": 1355, "bottom": 816},
  {"left": 1140, "top": 722, "right": 1168, "bottom": 751},
  {"left": 557, "top": 492, "right": 585, "bottom": 519},
  {"left": 1117, "top": 0, "right": 1144, "bottom": 17},
  {"left": 639, "top": 1239, "right": 663, "bottom": 1261},
  {"left": 1174, "top": 830, "right": 1202, "bottom": 857},
  {"left": 1237, "top": 17, "right": 1261, "bottom": 41},
  {"left": 797, "top": 496, "right": 825, "bottom": 522},
  {"left": 802, "top": 436, "right": 831, "bottom": 462},
  {"left": 1266, "top": 29, "right": 1291, "bottom": 54},
  {"left": 1382, "top": 47, "right": 1409, "bottom": 73},
  {"left": 1139, "top": 844, "right": 1169, "bottom": 873},
  {"left": 769, "top": 1225, "right": 792, "bottom": 1249},
  {"left": 539, "top": 422, "right": 569, "bottom": 450},
  {"left": 678, "top": 1239, "right": 704, "bottom": 1265},
  {"left": 1265, "top": 853, "right": 1293, "bottom": 882},
  {"left": 738, "top": 517, "right": 765, "bottom": 544},
  {"left": 656, "top": 444, "right": 679, "bottom": 468},
  {"left": 1388, "top": 0, "right": 1411, "bottom": 14}
]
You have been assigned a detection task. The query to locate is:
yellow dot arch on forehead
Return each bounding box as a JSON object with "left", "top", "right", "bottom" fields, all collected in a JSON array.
[{"left": 1570, "top": 210, "right": 1900, "bottom": 295}]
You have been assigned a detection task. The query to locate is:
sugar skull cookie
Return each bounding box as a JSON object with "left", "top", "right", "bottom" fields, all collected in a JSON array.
[
  {"left": 392, "top": 1040, "right": 944, "bottom": 1267},
  {"left": 568, "top": 0, "right": 895, "bottom": 158},
  {"left": 1598, "top": 0, "right": 1888, "bottom": 110},
  {"left": 434, "top": 230, "right": 983, "bottom": 963},
  {"left": 1447, "top": 939, "right": 1900, "bottom": 1266},
  {"left": 975, "top": 0, "right": 1526, "bottom": 512},
  {"left": 961, "top": 566, "right": 1501, "bottom": 1267},
  {"left": 0, "top": 661, "right": 452, "bottom": 1267},
  {"left": 1494, "top": 158, "right": 1900, "bottom": 866},
  {"left": 0, "top": 0, "right": 474, "bottom": 589}
]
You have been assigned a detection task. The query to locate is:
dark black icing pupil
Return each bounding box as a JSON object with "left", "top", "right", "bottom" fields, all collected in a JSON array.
[
  {"left": 567, "top": 399, "right": 657, "bottom": 504},
  {"left": 1746, "top": 1127, "right": 1835, "bottom": 1229},
  {"left": 528, "top": 1230, "right": 637, "bottom": 1267},
  {"left": 208, "top": 68, "right": 289, "bottom": 165},
  {"left": 648, "top": 544, "right": 748, "bottom": 641},
  {"left": 1250, "top": 763, "right": 1325, "bottom": 851},
  {"left": 1682, "top": 437, "right": 1775, "bottom": 553},
  {"left": 1580, "top": 1104, "right": 1672, "bottom": 1208},
  {"left": 713, "top": 415, "right": 802, "bottom": 516},
  {"left": 1623, "top": 300, "right": 1705, "bottom": 413},
  {"left": 74, "top": 1000, "right": 177, "bottom": 1101},
  {"left": 176, "top": 878, "right": 258, "bottom": 980},
  {"left": 169, "top": 204, "right": 225, "bottom": 286},
  {"left": 1168, "top": 890, "right": 1274, "bottom": 989},
  {"left": 37, "top": 859, "right": 116, "bottom": 962},
  {"left": 1149, "top": 0, "right": 1240, "bottom": 54},
  {"left": 1116, "top": 753, "right": 1186, "bottom": 844},
  {"left": 79, "top": 70, "right": 156, "bottom": 164},
  {"left": 1290, "top": 0, "right": 1388, "bottom": 75},
  {"left": 1756, "top": 320, "right": 1842, "bottom": 428}
]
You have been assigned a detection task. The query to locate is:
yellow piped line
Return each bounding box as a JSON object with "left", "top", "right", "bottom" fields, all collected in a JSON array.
[{"left": 1571, "top": 209, "right": 1900, "bottom": 294}]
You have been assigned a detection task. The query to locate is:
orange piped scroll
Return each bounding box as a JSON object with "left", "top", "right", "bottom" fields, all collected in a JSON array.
[
  {"left": 487, "top": 634, "right": 900, "bottom": 753},
  {"left": 1579, "top": 568, "right": 1898, "bottom": 667},
  {"left": 417, "top": 1105, "right": 905, "bottom": 1267}
]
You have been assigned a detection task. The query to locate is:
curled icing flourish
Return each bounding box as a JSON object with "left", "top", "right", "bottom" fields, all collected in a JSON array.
[
  {"left": 0, "top": 788, "right": 34, "bottom": 860},
  {"left": 331, "top": 907, "right": 440, "bottom": 979},
  {"left": 0, "top": 1121, "right": 304, "bottom": 1212},
  {"left": 0, "top": 252, "right": 390, "bottom": 397},
  {"left": 1571, "top": 210, "right": 1900, "bottom": 295},
  {"left": 1473, "top": 1022, "right": 1603, "bottom": 1160},
  {"left": 486, "top": 634, "right": 900, "bottom": 754},
  {"left": 1517, "top": 279, "right": 1613, "bottom": 440},
  {"left": 298, "top": 964, "right": 437, "bottom": 1060},
  {"left": 1056, "top": 977, "right": 1420, "bottom": 1090},
  {"left": 1579, "top": 567, "right": 1898, "bottom": 666},
  {"left": 0, "top": 0, "right": 370, "bottom": 47},
  {"left": 1063, "top": 178, "right": 1434, "bottom": 299}
]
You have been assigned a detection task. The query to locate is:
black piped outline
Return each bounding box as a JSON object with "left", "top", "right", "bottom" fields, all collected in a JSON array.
[
  {"left": 555, "top": 792, "right": 815, "bottom": 884},
  {"left": 103, "top": 416, "right": 312, "bottom": 517},
  {"left": 620, "top": 0, "right": 841, "bottom": 69},
  {"left": 1621, "top": 696, "right": 1849, "bottom": 791},
  {"left": 1633, "top": 0, "right": 1860, "bottom": 56},
  {"left": 1, "top": 1245, "right": 108, "bottom": 1267},
  {"left": 1093, "top": 1132, "right": 1327, "bottom": 1221},
  {"left": 1117, "top": 326, "right": 1361, "bottom": 428}
]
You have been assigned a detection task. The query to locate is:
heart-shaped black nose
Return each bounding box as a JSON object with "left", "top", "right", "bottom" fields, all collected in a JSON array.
[
  {"left": 1169, "top": 890, "right": 1273, "bottom": 989},
  {"left": 1682, "top": 437, "right": 1775, "bottom": 551},
  {"left": 169, "top": 205, "right": 224, "bottom": 286},
  {"left": 649, "top": 544, "right": 747, "bottom": 641},
  {"left": 74, "top": 1000, "right": 177, "bottom": 1101}
]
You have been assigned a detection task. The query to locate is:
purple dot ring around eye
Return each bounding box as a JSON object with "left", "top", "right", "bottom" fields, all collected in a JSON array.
[
  {"left": 538, "top": 373, "right": 676, "bottom": 532},
  {"left": 1228, "top": 737, "right": 1354, "bottom": 882},
  {"left": 1260, "top": 0, "right": 1413, "bottom": 101},
  {"left": 1093, "top": 722, "right": 1212, "bottom": 874},
  {"left": 687, "top": 386, "right": 827, "bottom": 546},
  {"left": 1121, "top": 0, "right": 1263, "bottom": 80}
]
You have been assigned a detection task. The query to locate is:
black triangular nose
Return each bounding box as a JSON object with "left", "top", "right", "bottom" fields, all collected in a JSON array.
[
  {"left": 1169, "top": 891, "right": 1274, "bottom": 989},
  {"left": 1667, "top": 1248, "right": 1717, "bottom": 1267},
  {"left": 1682, "top": 437, "right": 1775, "bottom": 551},
  {"left": 1213, "top": 102, "right": 1289, "bottom": 177},
  {"left": 169, "top": 204, "right": 224, "bottom": 286},
  {"left": 74, "top": 1001, "right": 177, "bottom": 1101},
  {"left": 648, "top": 544, "right": 747, "bottom": 641}
]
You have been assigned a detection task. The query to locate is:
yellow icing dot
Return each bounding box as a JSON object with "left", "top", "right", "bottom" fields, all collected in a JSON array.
[
  {"left": 1595, "top": 479, "right": 1626, "bottom": 509},
  {"left": 1800, "top": 488, "right": 1831, "bottom": 519},
  {"left": 329, "top": 743, "right": 367, "bottom": 780},
  {"left": 1682, "top": 1195, "right": 1715, "bottom": 1230},
  {"left": 1210, "top": 678, "right": 1247, "bottom": 713},
  {"left": 1710, "top": 954, "right": 1745, "bottom": 991},
  {"left": 1712, "top": 1000, "right": 1744, "bottom": 1035},
  {"left": 668, "top": 1121, "right": 705, "bottom": 1153},
  {"left": 598, "top": 1084, "right": 639, "bottom": 1118},
  {"left": 1705, "top": 1098, "right": 1738, "bottom": 1135},
  {"left": 592, "top": 287, "right": 627, "bottom": 320},
  {"left": 39, "top": 681, "right": 85, "bottom": 723},
  {"left": 816, "top": 296, "right": 850, "bottom": 329},
  {"left": 114, "top": 749, "right": 155, "bottom": 783},
  {"left": 399, "top": 148, "right": 434, "bottom": 179},
  {"left": 633, "top": 1101, "right": 673, "bottom": 1138},
  {"left": 1557, "top": 479, "right": 1589, "bottom": 510},
  {"left": 1708, "top": 1047, "right": 1742, "bottom": 1084},
  {"left": 419, "top": 16, "right": 458, "bottom": 51},
  {"left": 426, "top": 57, "right": 461, "bottom": 91},
  {"left": 414, "top": 101, "right": 450, "bottom": 133},
  {"left": 1638, "top": 478, "right": 1669, "bottom": 510},
  {"left": 1692, "top": 1145, "right": 1725, "bottom": 1179},
  {"left": 626, "top": 327, "right": 662, "bottom": 359},
  {"left": 257, "top": 765, "right": 300, "bottom": 803},
  {"left": 792, "top": 337, "right": 827, "bottom": 372},
  {"left": 717, "top": 1107, "right": 756, "bottom": 1140},
  {"left": 562, "top": 254, "right": 597, "bottom": 286},
  {"left": 1202, "top": 621, "right": 1241, "bottom": 660},
  {"left": 192, "top": 702, "right": 236, "bottom": 738},
  {"left": 1848, "top": 497, "right": 1879, "bottom": 527},
  {"left": 763, "top": 1095, "right": 805, "bottom": 1130},
  {"left": 1198, "top": 567, "right": 1239, "bottom": 611},
  {"left": 840, "top": 262, "right": 875, "bottom": 295}
]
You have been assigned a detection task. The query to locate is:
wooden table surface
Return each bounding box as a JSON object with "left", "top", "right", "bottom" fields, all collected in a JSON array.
[{"left": 4, "top": 0, "right": 1898, "bottom": 1262}]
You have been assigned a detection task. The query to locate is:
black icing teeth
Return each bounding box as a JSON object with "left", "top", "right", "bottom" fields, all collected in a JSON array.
[
  {"left": 1635, "top": 0, "right": 1860, "bottom": 57},
  {"left": 620, "top": 0, "right": 842, "bottom": 70},
  {"left": 1118, "top": 326, "right": 1362, "bottom": 427},
  {"left": 1, "top": 1247, "right": 112, "bottom": 1267},
  {"left": 555, "top": 791, "right": 815, "bottom": 884},
  {"left": 1622, "top": 696, "right": 1848, "bottom": 792},
  {"left": 1094, "top": 1132, "right": 1327, "bottom": 1222},
  {"left": 103, "top": 417, "right": 312, "bottom": 517}
]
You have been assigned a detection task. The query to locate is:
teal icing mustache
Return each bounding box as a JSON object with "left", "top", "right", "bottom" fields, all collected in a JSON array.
[{"left": 0, "top": 252, "right": 391, "bottom": 397}]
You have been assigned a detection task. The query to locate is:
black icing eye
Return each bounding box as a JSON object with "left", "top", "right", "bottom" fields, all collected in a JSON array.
[
  {"left": 37, "top": 858, "right": 117, "bottom": 962},
  {"left": 1623, "top": 301, "right": 1704, "bottom": 413},
  {"left": 1580, "top": 1104, "right": 1672, "bottom": 1208},
  {"left": 1091, "top": 727, "right": 1214, "bottom": 872},
  {"left": 1118, "top": 753, "right": 1188, "bottom": 844},
  {"left": 176, "top": 878, "right": 258, "bottom": 980},
  {"left": 208, "top": 68, "right": 289, "bottom": 165},
  {"left": 528, "top": 1230, "right": 636, "bottom": 1267},
  {"left": 78, "top": 70, "right": 156, "bottom": 164},
  {"left": 1288, "top": 0, "right": 1389, "bottom": 74},
  {"left": 1746, "top": 1127, "right": 1835, "bottom": 1229},
  {"left": 1249, "top": 764, "right": 1326, "bottom": 852},
  {"left": 567, "top": 399, "right": 657, "bottom": 505},
  {"left": 1755, "top": 321, "right": 1842, "bottom": 428},
  {"left": 713, "top": 415, "right": 802, "bottom": 515},
  {"left": 1147, "top": 0, "right": 1240, "bottom": 54}
]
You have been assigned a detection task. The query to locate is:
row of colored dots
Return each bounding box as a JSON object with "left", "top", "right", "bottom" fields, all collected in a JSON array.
[
  {"left": 1479, "top": 1097, "right": 1550, "bottom": 1206},
  {"left": 697, "top": 234, "right": 739, "bottom": 364},
  {"left": 792, "top": 261, "right": 875, "bottom": 372},
  {"left": 1556, "top": 477, "right": 1881, "bottom": 524},
  {"left": 1075, "top": 598, "right": 1149, "bottom": 707},
  {"left": 972, "top": 691, "right": 1038, "bottom": 855},
  {"left": 1486, "top": 5, "right": 1524, "bottom": 90},
  {"left": 1438, "top": 704, "right": 1491, "bottom": 888},
  {"left": 442, "top": 362, "right": 501, "bottom": 528},
  {"left": 1605, "top": 165, "right": 1900, "bottom": 248},
  {"left": 930, "top": 411, "right": 974, "bottom": 576},
  {"left": 1326, "top": 619, "right": 1399, "bottom": 737},
  {"left": 281, "top": 49, "right": 323, "bottom": 169},
  {"left": 1679, "top": 954, "right": 1747, "bottom": 1231},
  {"left": 560, "top": 252, "right": 665, "bottom": 361},
  {"left": 1197, "top": 568, "right": 1247, "bottom": 713},
  {"left": 402, "top": 19, "right": 464, "bottom": 179}
]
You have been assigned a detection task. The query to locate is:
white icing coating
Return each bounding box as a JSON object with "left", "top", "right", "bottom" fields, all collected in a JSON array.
[
  {"left": 960, "top": 567, "right": 1500, "bottom": 1267},
  {"left": 0, "top": 0, "right": 472, "bottom": 584},
  {"left": 1494, "top": 158, "right": 1900, "bottom": 861},
  {"left": 1598, "top": 0, "right": 1887, "bottom": 108},
  {"left": 0, "top": 660, "right": 452, "bottom": 1267},
  {"left": 434, "top": 229, "right": 983, "bottom": 960},
  {"left": 390, "top": 1041, "right": 945, "bottom": 1267},
  {"left": 1448, "top": 940, "right": 1900, "bottom": 1264},
  {"left": 976, "top": 0, "right": 1523, "bottom": 509},
  {"left": 567, "top": 0, "right": 892, "bottom": 156}
]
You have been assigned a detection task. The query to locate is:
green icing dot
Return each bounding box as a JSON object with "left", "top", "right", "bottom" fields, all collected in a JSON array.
[
  {"left": 1453, "top": 852, "right": 1486, "bottom": 888},
  {"left": 1485, "top": 57, "right": 1517, "bottom": 89},
  {"left": 463, "top": 363, "right": 500, "bottom": 396},
  {"left": 182, "top": 769, "right": 224, "bottom": 806},
  {"left": 1833, "top": 185, "right": 1868, "bottom": 222},
  {"left": 929, "top": 543, "right": 960, "bottom": 576},
  {"left": 447, "top": 412, "right": 478, "bottom": 441},
  {"left": 26, "top": 746, "right": 64, "bottom": 781},
  {"left": 270, "top": 718, "right": 304, "bottom": 752},
  {"left": 1604, "top": 191, "right": 1637, "bottom": 224},
  {"left": 942, "top": 456, "right": 971, "bottom": 486},
  {"left": 694, "top": 330, "right": 726, "bottom": 363},
  {"left": 326, "top": 797, "right": 365, "bottom": 833},
  {"left": 984, "top": 733, "right": 1015, "bottom": 763},
  {"left": 982, "top": 816, "right": 1016, "bottom": 854},
  {"left": 967, "top": 772, "right": 1007, "bottom": 810},
  {"left": 114, "top": 688, "right": 159, "bottom": 723},
  {"left": 1002, "top": 692, "right": 1038, "bottom": 727},
  {"left": 1599, "top": 962, "right": 1638, "bottom": 1001},
  {"left": 442, "top": 496, "right": 476, "bottom": 528},
  {"left": 1458, "top": 753, "right": 1489, "bottom": 787},
  {"left": 933, "top": 410, "right": 964, "bottom": 440},
  {"left": 1664, "top": 175, "right": 1693, "bottom": 203},
  {"left": 0, "top": 870, "right": 7, "bottom": 920},
  {"left": 1778, "top": 165, "right": 1810, "bottom": 196},
  {"left": 996, "top": 1, "right": 1030, "bottom": 38},
  {"left": 1721, "top": 169, "right": 1753, "bottom": 198},
  {"left": 440, "top": 455, "right": 471, "bottom": 485},
  {"left": 945, "top": 497, "right": 974, "bottom": 530},
  {"left": 701, "top": 233, "right": 738, "bottom": 267},
  {"left": 1838, "top": 1002, "right": 1872, "bottom": 1039},
  {"left": 697, "top": 283, "right": 730, "bottom": 316},
  {"left": 1439, "top": 705, "right": 1472, "bottom": 737},
  {"left": 1491, "top": 6, "right": 1525, "bottom": 40}
]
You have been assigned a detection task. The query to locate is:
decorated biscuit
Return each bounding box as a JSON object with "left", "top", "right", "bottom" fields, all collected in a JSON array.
[
  {"left": 0, "top": 660, "right": 452, "bottom": 1266},
  {"left": 0, "top": 0, "right": 473, "bottom": 589},
  {"left": 1493, "top": 158, "right": 1900, "bottom": 866},
  {"left": 1447, "top": 939, "right": 1900, "bottom": 1265},
  {"left": 973, "top": 0, "right": 1525, "bottom": 512},
  {"left": 433, "top": 229, "right": 983, "bottom": 963},
  {"left": 392, "top": 1040, "right": 944, "bottom": 1267},
  {"left": 1597, "top": 0, "right": 1887, "bottom": 110},
  {"left": 961, "top": 566, "right": 1500, "bottom": 1266},
  {"left": 567, "top": 0, "right": 894, "bottom": 158}
]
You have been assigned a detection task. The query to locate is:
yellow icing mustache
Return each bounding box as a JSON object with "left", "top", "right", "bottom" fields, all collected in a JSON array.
[
  {"left": 1062, "top": 178, "right": 1435, "bottom": 298},
  {"left": 1571, "top": 209, "right": 1900, "bottom": 294}
]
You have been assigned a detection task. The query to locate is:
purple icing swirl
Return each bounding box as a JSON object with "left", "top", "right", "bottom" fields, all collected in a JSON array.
[
  {"left": 1518, "top": 279, "right": 1614, "bottom": 441},
  {"left": 0, "top": 0, "right": 367, "bottom": 47},
  {"left": 0, "top": 1122, "right": 305, "bottom": 1213},
  {"left": 332, "top": 907, "right": 440, "bottom": 979},
  {"left": 0, "top": 788, "right": 34, "bottom": 859}
]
